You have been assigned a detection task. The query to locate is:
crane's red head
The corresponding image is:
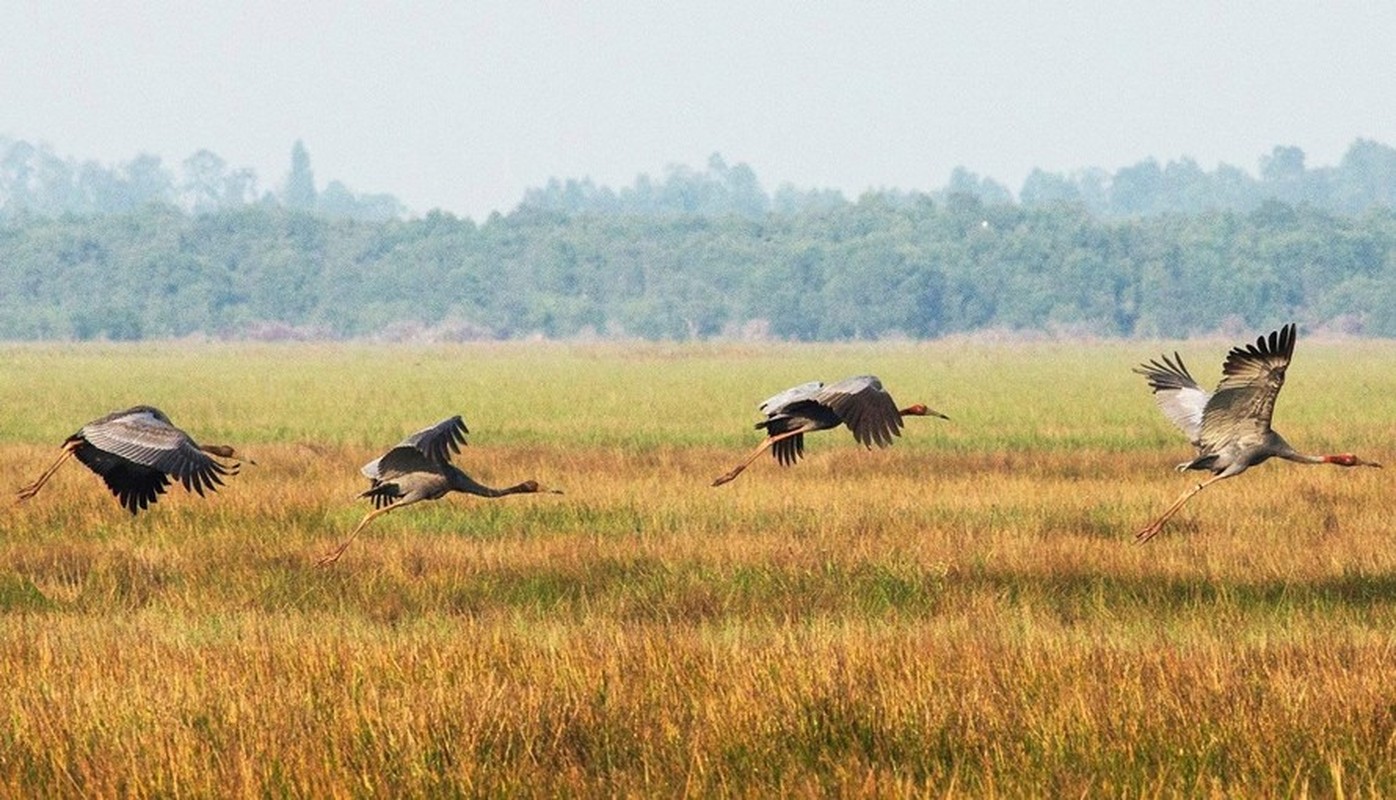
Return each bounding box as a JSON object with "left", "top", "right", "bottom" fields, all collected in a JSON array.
[
  {"left": 899, "top": 403, "right": 950, "bottom": 420},
  {"left": 200, "top": 443, "right": 255, "bottom": 465},
  {"left": 1324, "top": 453, "right": 1382, "bottom": 468}
]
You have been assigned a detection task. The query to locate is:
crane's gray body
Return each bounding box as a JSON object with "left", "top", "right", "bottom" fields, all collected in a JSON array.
[
  {"left": 756, "top": 375, "right": 910, "bottom": 466},
  {"left": 1131, "top": 323, "right": 1378, "bottom": 542},
  {"left": 318, "top": 414, "right": 554, "bottom": 565},
  {"left": 67, "top": 405, "right": 236, "bottom": 513},
  {"left": 358, "top": 415, "right": 539, "bottom": 509},
  {"left": 1135, "top": 324, "right": 1303, "bottom": 478}
]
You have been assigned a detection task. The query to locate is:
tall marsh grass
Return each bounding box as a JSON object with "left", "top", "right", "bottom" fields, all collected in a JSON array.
[{"left": 0, "top": 339, "right": 1393, "bottom": 795}]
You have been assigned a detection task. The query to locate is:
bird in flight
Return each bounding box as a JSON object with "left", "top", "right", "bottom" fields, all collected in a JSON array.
[
  {"left": 17, "top": 405, "right": 244, "bottom": 514},
  {"left": 1133, "top": 323, "right": 1380, "bottom": 542},
  {"left": 317, "top": 415, "right": 561, "bottom": 565},
  {"left": 712, "top": 374, "right": 947, "bottom": 487}
]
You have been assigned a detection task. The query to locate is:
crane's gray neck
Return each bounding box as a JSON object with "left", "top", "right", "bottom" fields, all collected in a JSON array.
[
  {"left": 446, "top": 465, "right": 538, "bottom": 497},
  {"left": 1267, "top": 432, "right": 1378, "bottom": 468},
  {"left": 1269, "top": 434, "right": 1327, "bottom": 465}
]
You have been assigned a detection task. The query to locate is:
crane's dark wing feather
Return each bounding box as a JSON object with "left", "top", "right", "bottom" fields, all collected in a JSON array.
[
  {"left": 73, "top": 442, "right": 172, "bottom": 514},
  {"left": 756, "top": 382, "right": 824, "bottom": 465},
  {"left": 816, "top": 375, "right": 903, "bottom": 448},
  {"left": 400, "top": 415, "right": 469, "bottom": 465},
  {"left": 1133, "top": 352, "right": 1209, "bottom": 446},
  {"left": 359, "top": 480, "right": 405, "bottom": 509},
  {"left": 364, "top": 447, "right": 436, "bottom": 481},
  {"left": 771, "top": 433, "right": 806, "bottom": 466},
  {"left": 1200, "top": 323, "right": 1296, "bottom": 450},
  {"left": 362, "top": 415, "right": 468, "bottom": 479},
  {"left": 758, "top": 381, "right": 823, "bottom": 416},
  {"left": 76, "top": 407, "right": 234, "bottom": 508}
]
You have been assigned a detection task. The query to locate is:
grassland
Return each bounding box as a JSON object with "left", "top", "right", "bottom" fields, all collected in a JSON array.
[{"left": 0, "top": 338, "right": 1393, "bottom": 797}]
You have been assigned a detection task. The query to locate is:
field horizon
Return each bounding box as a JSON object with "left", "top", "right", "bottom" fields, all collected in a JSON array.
[{"left": 1, "top": 340, "right": 1393, "bottom": 796}]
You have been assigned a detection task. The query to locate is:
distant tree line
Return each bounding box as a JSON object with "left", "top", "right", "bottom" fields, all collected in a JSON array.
[
  {"left": 8, "top": 136, "right": 1396, "bottom": 223},
  {"left": 0, "top": 138, "right": 402, "bottom": 222},
  {"left": 525, "top": 141, "right": 1396, "bottom": 219},
  {"left": 3, "top": 188, "right": 1395, "bottom": 341}
]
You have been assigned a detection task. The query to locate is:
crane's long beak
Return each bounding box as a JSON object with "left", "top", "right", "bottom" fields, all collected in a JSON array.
[{"left": 1360, "top": 458, "right": 1382, "bottom": 468}]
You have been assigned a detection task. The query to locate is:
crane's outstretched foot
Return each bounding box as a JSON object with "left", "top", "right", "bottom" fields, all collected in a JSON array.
[
  {"left": 315, "top": 507, "right": 392, "bottom": 567},
  {"left": 711, "top": 468, "right": 744, "bottom": 487},
  {"left": 315, "top": 542, "right": 352, "bottom": 567},
  {"left": 711, "top": 450, "right": 762, "bottom": 486},
  {"left": 1135, "top": 519, "right": 1169, "bottom": 544},
  {"left": 1135, "top": 475, "right": 1225, "bottom": 544},
  {"left": 316, "top": 539, "right": 361, "bottom": 567},
  {"left": 316, "top": 521, "right": 372, "bottom": 566},
  {"left": 712, "top": 431, "right": 804, "bottom": 487},
  {"left": 16, "top": 442, "right": 79, "bottom": 503},
  {"left": 1135, "top": 491, "right": 1196, "bottom": 543},
  {"left": 16, "top": 480, "right": 46, "bottom": 503}
]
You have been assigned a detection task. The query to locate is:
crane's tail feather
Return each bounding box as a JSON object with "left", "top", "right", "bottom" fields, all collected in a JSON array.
[{"left": 358, "top": 481, "right": 404, "bottom": 509}]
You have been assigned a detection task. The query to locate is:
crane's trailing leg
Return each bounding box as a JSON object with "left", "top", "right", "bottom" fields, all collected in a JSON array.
[
  {"left": 1135, "top": 474, "right": 1229, "bottom": 544},
  {"left": 317, "top": 503, "right": 404, "bottom": 566},
  {"left": 16, "top": 440, "right": 81, "bottom": 502},
  {"left": 712, "top": 430, "right": 804, "bottom": 487}
]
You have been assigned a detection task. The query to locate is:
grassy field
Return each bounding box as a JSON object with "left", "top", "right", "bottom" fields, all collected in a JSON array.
[{"left": 0, "top": 338, "right": 1393, "bottom": 797}]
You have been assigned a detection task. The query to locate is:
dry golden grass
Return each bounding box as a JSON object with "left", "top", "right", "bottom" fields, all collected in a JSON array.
[{"left": 0, "top": 339, "right": 1394, "bottom": 796}]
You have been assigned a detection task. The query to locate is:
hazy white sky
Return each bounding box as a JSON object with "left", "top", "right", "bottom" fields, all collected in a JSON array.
[{"left": 4, "top": 1, "right": 1395, "bottom": 219}]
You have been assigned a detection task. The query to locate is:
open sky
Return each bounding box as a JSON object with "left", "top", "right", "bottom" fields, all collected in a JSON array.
[{"left": 4, "top": 1, "right": 1395, "bottom": 220}]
